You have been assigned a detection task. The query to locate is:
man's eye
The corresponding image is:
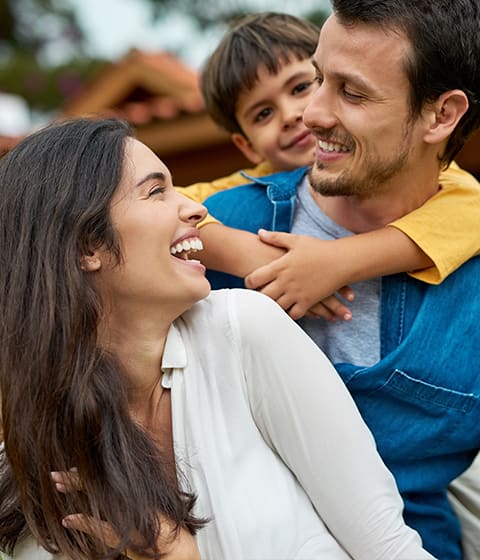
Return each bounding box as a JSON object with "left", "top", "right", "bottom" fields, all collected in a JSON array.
[
  {"left": 343, "top": 89, "right": 365, "bottom": 102},
  {"left": 149, "top": 186, "right": 166, "bottom": 196}
]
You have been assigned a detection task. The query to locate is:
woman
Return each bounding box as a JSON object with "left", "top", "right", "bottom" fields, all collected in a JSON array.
[{"left": 0, "top": 118, "right": 434, "bottom": 560}]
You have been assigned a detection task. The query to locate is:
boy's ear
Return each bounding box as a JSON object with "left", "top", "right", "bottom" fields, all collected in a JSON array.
[
  {"left": 423, "top": 90, "right": 469, "bottom": 145},
  {"left": 80, "top": 251, "right": 102, "bottom": 272},
  {"left": 231, "top": 133, "right": 263, "bottom": 165}
]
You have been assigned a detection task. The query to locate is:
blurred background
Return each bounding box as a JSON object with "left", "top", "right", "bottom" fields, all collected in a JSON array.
[
  {"left": 0, "top": 0, "right": 477, "bottom": 184},
  {"left": 0, "top": 0, "right": 331, "bottom": 183}
]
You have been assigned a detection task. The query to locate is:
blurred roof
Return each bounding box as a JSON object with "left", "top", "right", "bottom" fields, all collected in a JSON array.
[{"left": 62, "top": 48, "right": 228, "bottom": 155}]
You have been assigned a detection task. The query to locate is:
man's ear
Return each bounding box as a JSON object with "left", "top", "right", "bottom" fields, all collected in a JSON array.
[
  {"left": 231, "top": 133, "right": 263, "bottom": 164},
  {"left": 423, "top": 90, "right": 469, "bottom": 145},
  {"left": 80, "top": 252, "right": 102, "bottom": 272}
]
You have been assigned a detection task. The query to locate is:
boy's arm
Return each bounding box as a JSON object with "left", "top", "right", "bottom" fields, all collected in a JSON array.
[
  {"left": 245, "top": 227, "right": 432, "bottom": 320},
  {"left": 245, "top": 163, "right": 480, "bottom": 319},
  {"left": 199, "top": 223, "right": 353, "bottom": 321},
  {"left": 391, "top": 162, "right": 480, "bottom": 283}
]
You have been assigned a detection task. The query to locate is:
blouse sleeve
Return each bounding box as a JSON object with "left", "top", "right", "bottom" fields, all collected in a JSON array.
[{"left": 228, "top": 289, "right": 435, "bottom": 560}]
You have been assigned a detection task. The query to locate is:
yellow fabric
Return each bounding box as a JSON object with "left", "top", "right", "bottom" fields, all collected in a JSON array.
[
  {"left": 390, "top": 162, "right": 480, "bottom": 284},
  {"left": 176, "top": 162, "right": 275, "bottom": 227}
]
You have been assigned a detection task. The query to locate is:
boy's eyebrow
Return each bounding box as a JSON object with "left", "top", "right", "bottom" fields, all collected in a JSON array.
[
  {"left": 242, "top": 70, "right": 314, "bottom": 119},
  {"left": 135, "top": 171, "right": 167, "bottom": 188},
  {"left": 310, "top": 57, "right": 374, "bottom": 93}
]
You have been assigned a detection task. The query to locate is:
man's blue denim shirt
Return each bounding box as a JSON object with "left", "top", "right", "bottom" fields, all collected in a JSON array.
[{"left": 204, "top": 167, "right": 480, "bottom": 560}]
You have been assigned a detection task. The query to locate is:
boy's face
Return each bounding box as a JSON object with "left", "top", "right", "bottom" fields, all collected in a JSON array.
[{"left": 232, "top": 57, "right": 317, "bottom": 171}]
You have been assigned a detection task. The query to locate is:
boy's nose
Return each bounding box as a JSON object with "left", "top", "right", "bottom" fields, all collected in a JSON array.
[{"left": 282, "top": 108, "right": 304, "bottom": 130}]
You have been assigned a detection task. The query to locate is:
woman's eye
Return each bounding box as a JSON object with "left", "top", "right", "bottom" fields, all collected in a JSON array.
[{"left": 148, "top": 186, "right": 166, "bottom": 197}]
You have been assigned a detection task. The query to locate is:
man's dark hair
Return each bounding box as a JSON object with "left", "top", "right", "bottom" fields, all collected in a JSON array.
[
  {"left": 331, "top": 0, "right": 480, "bottom": 166},
  {"left": 200, "top": 12, "right": 320, "bottom": 134}
]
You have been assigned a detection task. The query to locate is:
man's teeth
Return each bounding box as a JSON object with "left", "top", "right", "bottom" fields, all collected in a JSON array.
[
  {"left": 318, "top": 140, "right": 349, "bottom": 153},
  {"left": 170, "top": 237, "right": 204, "bottom": 256}
]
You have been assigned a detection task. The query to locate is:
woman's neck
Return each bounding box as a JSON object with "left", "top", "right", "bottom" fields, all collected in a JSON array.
[{"left": 98, "top": 304, "right": 172, "bottom": 419}]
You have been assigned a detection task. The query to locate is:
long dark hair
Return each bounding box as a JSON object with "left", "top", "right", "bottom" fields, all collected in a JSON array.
[
  {"left": 0, "top": 118, "right": 203, "bottom": 559},
  {"left": 332, "top": 0, "right": 480, "bottom": 166}
]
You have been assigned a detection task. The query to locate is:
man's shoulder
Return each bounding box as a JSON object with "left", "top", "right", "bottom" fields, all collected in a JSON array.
[{"left": 204, "top": 166, "right": 307, "bottom": 233}]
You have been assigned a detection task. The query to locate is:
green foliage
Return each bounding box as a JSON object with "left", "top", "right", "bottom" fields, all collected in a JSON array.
[{"left": 0, "top": 56, "right": 106, "bottom": 112}]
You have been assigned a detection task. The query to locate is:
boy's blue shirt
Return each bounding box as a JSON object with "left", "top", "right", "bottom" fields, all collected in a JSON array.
[{"left": 204, "top": 167, "right": 480, "bottom": 560}]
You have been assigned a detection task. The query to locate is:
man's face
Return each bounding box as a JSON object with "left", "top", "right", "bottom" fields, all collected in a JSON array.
[
  {"left": 233, "top": 57, "right": 317, "bottom": 171},
  {"left": 304, "top": 15, "right": 426, "bottom": 198}
]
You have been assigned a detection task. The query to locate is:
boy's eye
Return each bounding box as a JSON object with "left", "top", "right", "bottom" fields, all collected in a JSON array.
[
  {"left": 148, "top": 186, "right": 166, "bottom": 197},
  {"left": 254, "top": 107, "right": 272, "bottom": 123},
  {"left": 292, "top": 81, "right": 313, "bottom": 95}
]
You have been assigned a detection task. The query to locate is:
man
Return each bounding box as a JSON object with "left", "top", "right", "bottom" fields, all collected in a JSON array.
[{"left": 200, "top": 1, "right": 480, "bottom": 558}]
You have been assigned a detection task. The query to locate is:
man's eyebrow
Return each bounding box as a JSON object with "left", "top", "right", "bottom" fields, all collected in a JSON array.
[
  {"left": 135, "top": 171, "right": 166, "bottom": 188},
  {"left": 310, "top": 57, "right": 373, "bottom": 92}
]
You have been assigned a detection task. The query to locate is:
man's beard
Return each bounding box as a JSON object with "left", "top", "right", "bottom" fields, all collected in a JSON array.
[{"left": 308, "top": 127, "right": 412, "bottom": 199}]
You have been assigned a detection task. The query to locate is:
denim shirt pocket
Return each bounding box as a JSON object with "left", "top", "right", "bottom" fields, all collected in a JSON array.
[
  {"left": 385, "top": 369, "right": 477, "bottom": 414},
  {"left": 347, "top": 367, "right": 479, "bottom": 456}
]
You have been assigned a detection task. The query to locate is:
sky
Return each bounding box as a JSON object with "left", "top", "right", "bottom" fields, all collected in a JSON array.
[
  {"left": 0, "top": 0, "right": 331, "bottom": 134},
  {"left": 69, "top": 0, "right": 331, "bottom": 67}
]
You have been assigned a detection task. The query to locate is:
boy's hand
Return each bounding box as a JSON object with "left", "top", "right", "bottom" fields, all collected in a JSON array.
[{"left": 245, "top": 230, "right": 354, "bottom": 321}]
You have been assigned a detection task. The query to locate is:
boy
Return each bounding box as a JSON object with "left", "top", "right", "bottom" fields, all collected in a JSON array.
[{"left": 179, "top": 12, "right": 480, "bottom": 321}]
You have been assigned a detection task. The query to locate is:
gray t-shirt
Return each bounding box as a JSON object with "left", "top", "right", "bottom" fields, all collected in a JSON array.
[{"left": 291, "top": 177, "right": 381, "bottom": 367}]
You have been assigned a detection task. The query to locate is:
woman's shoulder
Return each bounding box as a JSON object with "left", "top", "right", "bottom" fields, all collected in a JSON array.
[{"left": 180, "top": 289, "right": 278, "bottom": 328}]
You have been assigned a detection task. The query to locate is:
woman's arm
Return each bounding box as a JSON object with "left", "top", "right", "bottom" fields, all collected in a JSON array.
[{"left": 231, "top": 290, "right": 435, "bottom": 560}]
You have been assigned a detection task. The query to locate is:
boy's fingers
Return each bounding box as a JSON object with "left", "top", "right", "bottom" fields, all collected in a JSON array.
[
  {"left": 304, "top": 303, "right": 336, "bottom": 322},
  {"left": 309, "top": 296, "right": 352, "bottom": 321},
  {"left": 245, "top": 261, "right": 280, "bottom": 290},
  {"left": 257, "top": 229, "right": 295, "bottom": 249},
  {"left": 337, "top": 285, "right": 355, "bottom": 302}
]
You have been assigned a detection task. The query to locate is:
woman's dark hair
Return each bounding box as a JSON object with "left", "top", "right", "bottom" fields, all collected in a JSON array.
[
  {"left": 332, "top": 0, "right": 480, "bottom": 166},
  {"left": 201, "top": 11, "right": 320, "bottom": 134},
  {"left": 0, "top": 118, "right": 203, "bottom": 559}
]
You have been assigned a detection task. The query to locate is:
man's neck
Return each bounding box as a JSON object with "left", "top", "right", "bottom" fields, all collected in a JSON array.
[{"left": 308, "top": 167, "right": 441, "bottom": 233}]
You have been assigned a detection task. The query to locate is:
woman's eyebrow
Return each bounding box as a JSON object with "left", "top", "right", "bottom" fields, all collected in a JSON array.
[{"left": 135, "top": 171, "right": 166, "bottom": 188}]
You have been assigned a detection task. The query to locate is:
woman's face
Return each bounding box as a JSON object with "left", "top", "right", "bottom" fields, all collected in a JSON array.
[{"left": 95, "top": 138, "right": 210, "bottom": 315}]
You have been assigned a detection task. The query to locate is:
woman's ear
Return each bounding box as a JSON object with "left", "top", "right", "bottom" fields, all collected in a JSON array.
[
  {"left": 423, "top": 90, "right": 469, "bottom": 144},
  {"left": 79, "top": 252, "right": 102, "bottom": 272},
  {"left": 231, "top": 133, "right": 263, "bottom": 165}
]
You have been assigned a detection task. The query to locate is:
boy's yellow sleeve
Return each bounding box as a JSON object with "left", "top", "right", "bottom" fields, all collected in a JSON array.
[
  {"left": 390, "top": 162, "right": 480, "bottom": 284},
  {"left": 175, "top": 162, "right": 275, "bottom": 227}
]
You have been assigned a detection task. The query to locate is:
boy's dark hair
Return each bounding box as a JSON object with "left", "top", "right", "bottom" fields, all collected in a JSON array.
[
  {"left": 332, "top": 0, "right": 480, "bottom": 166},
  {"left": 200, "top": 12, "right": 320, "bottom": 134}
]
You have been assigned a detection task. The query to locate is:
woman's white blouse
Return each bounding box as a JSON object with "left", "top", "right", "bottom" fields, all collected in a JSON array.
[
  {"left": 6, "top": 289, "right": 434, "bottom": 560},
  {"left": 161, "top": 289, "right": 433, "bottom": 560}
]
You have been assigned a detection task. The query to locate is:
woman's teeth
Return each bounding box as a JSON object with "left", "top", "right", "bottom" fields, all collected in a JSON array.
[{"left": 170, "top": 237, "right": 203, "bottom": 259}]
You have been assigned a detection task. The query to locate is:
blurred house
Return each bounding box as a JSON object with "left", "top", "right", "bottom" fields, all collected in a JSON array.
[{"left": 61, "top": 49, "right": 250, "bottom": 186}]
